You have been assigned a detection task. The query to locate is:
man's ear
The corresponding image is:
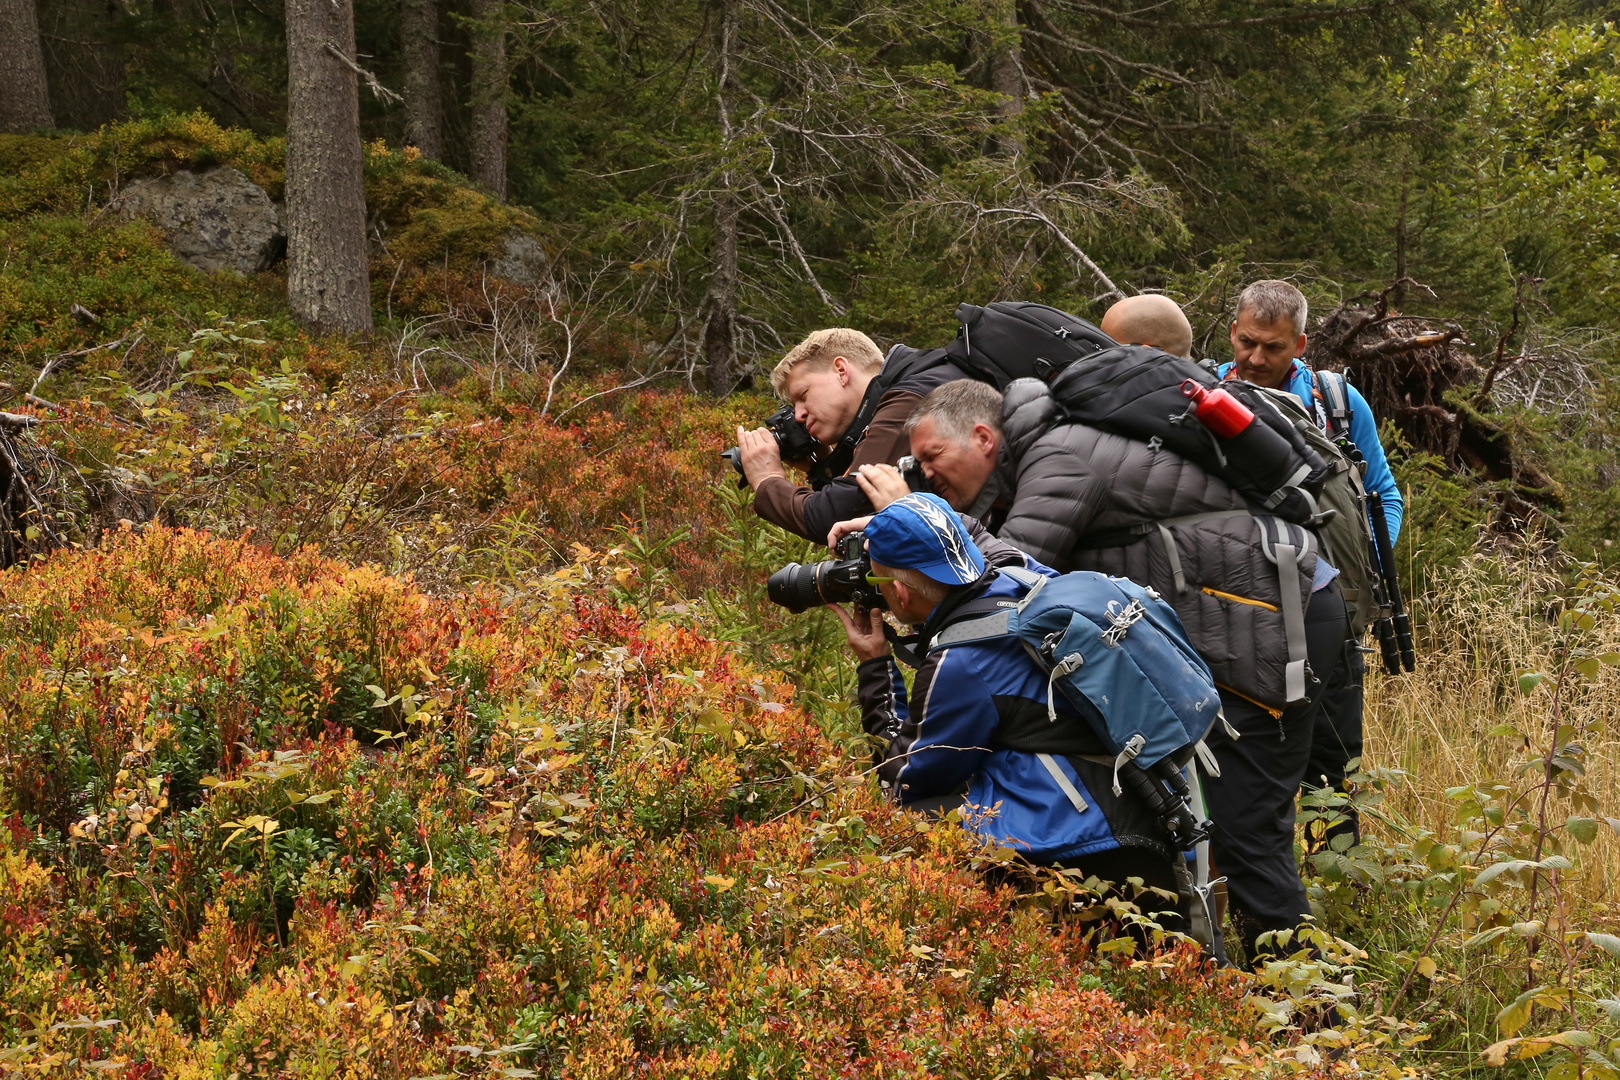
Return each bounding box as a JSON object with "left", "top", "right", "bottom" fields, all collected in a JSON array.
[
  {"left": 970, "top": 422, "right": 998, "bottom": 456},
  {"left": 832, "top": 355, "right": 851, "bottom": 385},
  {"left": 1294, "top": 333, "right": 1308, "bottom": 358}
]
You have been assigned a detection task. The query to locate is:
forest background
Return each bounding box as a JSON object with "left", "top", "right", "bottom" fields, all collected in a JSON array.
[{"left": 3, "top": 0, "right": 1620, "bottom": 1075}]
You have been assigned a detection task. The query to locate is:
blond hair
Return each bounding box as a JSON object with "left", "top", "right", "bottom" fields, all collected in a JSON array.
[{"left": 771, "top": 328, "right": 885, "bottom": 398}]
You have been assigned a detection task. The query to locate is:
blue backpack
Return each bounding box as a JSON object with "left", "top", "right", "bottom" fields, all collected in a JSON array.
[{"left": 927, "top": 567, "right": 1223, "bottom": 849}]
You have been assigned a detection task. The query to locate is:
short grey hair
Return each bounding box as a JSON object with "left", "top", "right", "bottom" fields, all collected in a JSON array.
[
  {"left": 879, "top": 563, "right": 950, "bottom": 604},
  {"left": 1235, "top": 280, "right": 1309, "bottom": 338},
  {"left": 905, "top": 380, "right": 1004, "bottom": 443}
]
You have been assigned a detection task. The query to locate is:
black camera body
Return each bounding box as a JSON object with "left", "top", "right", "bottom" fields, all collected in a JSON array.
[
  {"left": 766, "top": 531, "right": 887, "bottom": 614},
  {"left": 895, "top": 455, "right": 932, "bottom": 494},
  {"left": 721, "top": 406, "right": 844, "bottom": 489}
]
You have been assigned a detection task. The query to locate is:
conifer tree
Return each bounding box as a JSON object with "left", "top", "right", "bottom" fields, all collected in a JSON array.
[
  {"left": 468, "top": 0, "right": 509, "bottom": 200},
  {"left": 285, "top": 0, "right": 374, "bottom": 333},
  {"left": 401, "top": 0, "right": 444, "bottom": 159},
  {"left": 0, "top": 0, "right": 54, "bottom": 132}
]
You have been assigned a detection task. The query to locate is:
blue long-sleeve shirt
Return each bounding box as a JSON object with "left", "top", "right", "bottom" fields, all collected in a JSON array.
[{"left": 1218, "top": 360, "right": 1403, "bottom": 545}]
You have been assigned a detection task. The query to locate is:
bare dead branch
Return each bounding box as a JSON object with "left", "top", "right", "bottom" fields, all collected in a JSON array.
[
  {"left": 1039, "top": 0, "right": 1412, "bottom": 31},
  {"left": 0, "top": 412, "right": 41, "bottom": 432},
  {"left": 326, "top": 42, "right": 404, "bottom": 103},
  {"left": 1348, "top": 328, "right": 1466, "bottom": 361}
]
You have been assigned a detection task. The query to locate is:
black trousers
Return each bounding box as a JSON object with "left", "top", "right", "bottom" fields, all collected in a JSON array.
[
  {"left": 1303, "top": 638, "right": 1366, "bottom": 851},
  {"left": 1201, "top": 583, "right": 1349, "bottom": 964}
]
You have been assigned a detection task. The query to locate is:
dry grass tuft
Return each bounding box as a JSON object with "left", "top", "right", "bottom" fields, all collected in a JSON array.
[{"left": 1365, "top": 553, "right": 1620, "bottom": 911}]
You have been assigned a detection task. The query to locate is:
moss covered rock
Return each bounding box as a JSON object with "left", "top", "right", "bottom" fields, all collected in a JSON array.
[{"left": 0, "top": 114, "right": 547, "bottom": 292}]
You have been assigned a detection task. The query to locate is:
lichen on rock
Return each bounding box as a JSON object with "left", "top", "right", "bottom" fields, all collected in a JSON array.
[{"left": 111, "top": 166, "right": 286, "bottom": 275}]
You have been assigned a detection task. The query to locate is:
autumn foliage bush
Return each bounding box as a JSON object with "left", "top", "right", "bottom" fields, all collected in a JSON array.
[{"left": 0, "top": 525, "right": 1333, "bottom": 1078}]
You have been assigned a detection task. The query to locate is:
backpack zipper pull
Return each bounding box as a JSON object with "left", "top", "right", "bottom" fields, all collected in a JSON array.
[
  {"left": 1046, "top": 652, "right": 1084, "bottom": 721},
  {"left": 1111, "top": 733, "right": 1147, "bottom": 796}
]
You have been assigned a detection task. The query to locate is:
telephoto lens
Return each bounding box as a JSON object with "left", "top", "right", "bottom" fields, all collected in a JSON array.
[
  {"left": 766, "top": 562, "right": 828, "bottom": 614},
  {"left": 765, "top": 533, "right": 887, "bottom": 613}
]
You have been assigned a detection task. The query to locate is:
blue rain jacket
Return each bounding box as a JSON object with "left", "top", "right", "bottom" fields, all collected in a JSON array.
[{"left": 856, "top": 568, "right": 1173, "bottom": 865}]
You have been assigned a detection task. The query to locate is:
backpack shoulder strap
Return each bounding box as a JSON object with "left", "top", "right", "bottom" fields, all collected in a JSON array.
[
  {"left": 925, "top": 567, "right": 1045, "bottom": 652},
  {"left": 1314, "top": 369, "right": 1354, "bottom": 439},
  {"left": 878, "top": 344, "right": 952, "bottom": 390},
  {"left": 930, "top": 604, "right": 1014, "bottom": 651}
]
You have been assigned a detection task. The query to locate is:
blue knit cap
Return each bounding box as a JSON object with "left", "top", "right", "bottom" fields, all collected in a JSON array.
[{"left": 865, "top": 493, "right": 986, "bottom": 586}]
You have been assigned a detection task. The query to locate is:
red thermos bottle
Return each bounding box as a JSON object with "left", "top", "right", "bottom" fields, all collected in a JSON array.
[{"left": 1180, "top": 379, "right": 1254, "bottom": 439}]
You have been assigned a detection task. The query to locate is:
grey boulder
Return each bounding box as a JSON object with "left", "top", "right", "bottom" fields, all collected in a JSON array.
[
  {"left": 487, "top": 231, "right": 548, "bottom": 285},
  {"left": 113, "top": 167, "right": 285, "bottom": 275}
]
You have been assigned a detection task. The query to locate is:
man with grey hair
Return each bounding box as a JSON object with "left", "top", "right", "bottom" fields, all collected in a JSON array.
[
  {"left": 873, "top": 380, "right": 1010, "bottom": 528},
  {"left": 1222, "top": 279, "right": 1404, "bottom": 853},
  {"left": 846, "top": 374, "right": 1349, "bottom": 966}
]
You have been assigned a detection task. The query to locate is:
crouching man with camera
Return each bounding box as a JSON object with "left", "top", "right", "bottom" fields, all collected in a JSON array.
[
  {"left": 826, "top": 492, "right": 1197, "bottom": 933},
  {"left": 732, "top": 328, "right": 966, "bottom": 543}
]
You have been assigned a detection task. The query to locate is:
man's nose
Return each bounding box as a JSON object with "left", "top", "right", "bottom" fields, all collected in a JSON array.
[{"left": 794, "top": 403, "right": 809, "bottom": 425}]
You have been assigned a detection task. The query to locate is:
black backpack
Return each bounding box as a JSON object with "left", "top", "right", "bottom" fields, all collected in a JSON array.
[
  {"left": 1048, "top": 344, "right": 1335, "bottom": 526},
  {"left": 804, "top": 301, "right": 1112, "bottom": 485},
  {"left": 944, "top": 301, "right": 1116, "bottom": 388}
]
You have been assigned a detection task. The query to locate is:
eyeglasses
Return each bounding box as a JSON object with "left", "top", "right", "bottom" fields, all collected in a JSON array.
[{"left": 864, "top": 573, "right": 896, "bottom": 586}]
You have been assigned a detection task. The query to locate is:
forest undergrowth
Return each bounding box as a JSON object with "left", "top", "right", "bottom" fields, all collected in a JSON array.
[
  {"left": 3, "top": 380, "right": 1618, "bottom": 1077},
  {"left": 2, "top": 121, "right": 1619, "bottom": 1078}
]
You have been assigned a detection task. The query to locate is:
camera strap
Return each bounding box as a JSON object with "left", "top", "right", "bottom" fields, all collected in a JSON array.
[{"left": 883, "top": 622, "right": 924, "bottom": 669}]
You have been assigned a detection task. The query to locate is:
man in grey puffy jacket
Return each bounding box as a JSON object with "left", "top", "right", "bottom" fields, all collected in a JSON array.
[{"left": 853, "top": 378, "right": 1349, "bottom": 963}]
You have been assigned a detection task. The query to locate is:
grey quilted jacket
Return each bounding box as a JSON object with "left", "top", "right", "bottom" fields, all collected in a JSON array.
[{"left": 996, "top": 378, "right": 1318, "bottom": 712}]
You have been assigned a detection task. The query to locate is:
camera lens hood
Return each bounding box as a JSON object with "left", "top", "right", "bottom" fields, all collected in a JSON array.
[{"left": 767, "top": 562, "right": 826, "bottom": 614}]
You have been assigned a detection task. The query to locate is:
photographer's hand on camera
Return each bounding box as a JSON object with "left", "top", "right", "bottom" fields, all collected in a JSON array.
[
  {"left": 853, "top": 464, "right": 910, "bottom": 513},
  {"left": 828, "top": 602, "right": 889, "bottom": 662},
  {"left": 733, "top": 425, "right": 786, "bottom": 489},
  {"left": 826, "top": 515, "right": 874, "bottom": 550}
]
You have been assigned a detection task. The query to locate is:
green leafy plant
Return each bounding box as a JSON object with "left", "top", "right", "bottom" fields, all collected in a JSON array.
[{"left": 206, "top": 750, "right": 339, "bottom": 947}]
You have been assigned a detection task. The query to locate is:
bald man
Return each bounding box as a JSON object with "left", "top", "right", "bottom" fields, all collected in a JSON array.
[{"left": 1100, "top": 295, "right": 1194, "bottom": 359}]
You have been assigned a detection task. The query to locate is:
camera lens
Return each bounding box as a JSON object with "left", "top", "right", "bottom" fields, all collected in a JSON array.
[{"left": 766, "top": 563, "right": 826, "bottom": 613}]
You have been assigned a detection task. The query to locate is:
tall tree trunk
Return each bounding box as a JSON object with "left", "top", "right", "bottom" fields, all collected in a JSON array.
[
  {"left": 400, "top": 0, "right": 443, "bottom": 159},
  {"left": 0, "top": 0, "right": 53, "bottom": 132},
  {"left": 285, "top": 0, "right": 374, "bottom": 334},
  {"left": 988, "top": 0, "right": 1024, "bottom": 157},
  {"left": 703, "top": 0, "right": 741, "bottom": 396},
  {"left": 704, "top": 191, "right": 740, "bottom": 395},
  {"left": 468, "top": 0, "right": 508, "bottom": 200}
]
